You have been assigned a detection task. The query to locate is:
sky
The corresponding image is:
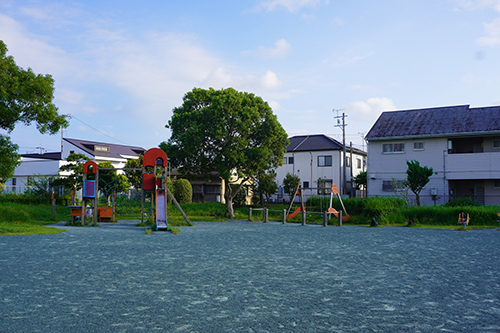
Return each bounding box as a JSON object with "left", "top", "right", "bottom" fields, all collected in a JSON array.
[{"left": 2, "top": 0, "right": 500, "bottom": 154}]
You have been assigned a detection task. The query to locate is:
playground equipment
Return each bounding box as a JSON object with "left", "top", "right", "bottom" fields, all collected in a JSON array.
[
  {"left": 69, "top": 161, "right": 99, "bottom": 226},
  {"left": 327, "top": 183, "right": 350, "bottom": 221},
  {"left": 142, "top": 148, "right": 192, "bottom": 230},
  {"left": 282, "top": 183, "right": 344, "bottom": 226},
  {"left": 69, "top": 161, "right": 115, "bottom": 225},
  {"left": 458, "top": 212, "right": 469, "bottom": 228}
]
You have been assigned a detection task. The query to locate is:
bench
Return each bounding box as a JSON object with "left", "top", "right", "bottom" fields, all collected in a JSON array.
[
  {"left": 98, "top": 206, "right": 114, "bottom": 222},
  {"left": 69, "top": 206, "right": 114, "bottom": 222}
]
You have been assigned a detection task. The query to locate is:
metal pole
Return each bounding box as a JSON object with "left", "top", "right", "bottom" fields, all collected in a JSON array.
[
  {"left": 51, "top": 195, "right": 56, "bottom": 221},
  {"left": 301, "top": 209, "right": 306, "bottom": 225},
  {"left": 323, "top": 211, "right": 327, "bottom": 227},
  {"left": 282, "top": 209, "right": 286, "bottom": 224},
  {"left": 264, "top": 208, "right": 268, "bottom": 223},
  {"left": 249, "top": 207, "right": 252, "bottom": 221},
  {"left": 338, "top": 210, "right": 342, "bottom": 226}
]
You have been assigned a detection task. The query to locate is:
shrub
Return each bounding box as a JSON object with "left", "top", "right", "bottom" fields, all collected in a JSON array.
[
  {"left": 174, "top": 178, "right": 192, "bottom": 204},
  {"left": 442, "top": 197, "right": 480, "bottom": 207}
]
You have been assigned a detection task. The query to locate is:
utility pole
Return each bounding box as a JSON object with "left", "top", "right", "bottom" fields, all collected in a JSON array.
[
  {"left": 334, "top": 110, "right": 347, "bottom": 195},
  {"left": 61, "top": 114, "right": 72, "bottom": 158}
]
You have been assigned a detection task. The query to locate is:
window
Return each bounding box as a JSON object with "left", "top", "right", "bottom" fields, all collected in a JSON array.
[
  {"left": 382, "top": 143, "right": 405, "bottom": 154},
  {"left": 494, "top": 140, "right": 500, "bottom": 149},
  {"left": 283, "top": 157, "right": 287, "bottom": 165},
  {"left": 382, "top": 180, "right": 393, "bottom": 191},
  {"left": 413, "top": 142, "right": 424, "bottom": 150},
  {"left": 357, "top": 158, "right": 361, "bottom": 169},
  {"left": 303, "top": 181, "right": 309, "bottom": 189},
  {"left": 95, "top": 145, "right": 110, "bottom": 152},
  {"left": 346, "top": 158, "right": 351, "bottom": 167},
  {"left": 288, "top": 157, "right": 294, "bottom": 164},
  {"left": 383, "top": 179, "right": 405, "bottom": 191},
  {"left": 495, "top": 180, "right": 500, "bottom": 189},
  {"left": 318, "top": 155, "right": 332, "bottom": 167},
  {"left": 317, "top": 179, "right": 332, "bottom": 195}
]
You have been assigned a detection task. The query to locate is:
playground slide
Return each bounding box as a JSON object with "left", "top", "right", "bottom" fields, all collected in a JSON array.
[{"left": 156, "top": 189, "right": 168, "bottom": 230}]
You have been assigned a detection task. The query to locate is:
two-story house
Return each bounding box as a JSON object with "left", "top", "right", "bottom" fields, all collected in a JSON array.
[
  {"left": 275, "top": 134, "right": 366, "bottom": 202},
  {"left": 4, "top": 138, "right": 146, "bottom": 193},
  {"left": 365, "top": 104, "right": 500, "bottom": 205}
]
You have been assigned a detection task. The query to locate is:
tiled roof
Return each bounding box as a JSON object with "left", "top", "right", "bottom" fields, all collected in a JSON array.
[
  {"left": 287, "top": 134, "right": 365, "bottom": 154},
  {"left": 366, "top": 105, "right": 500, "bottom": 140},
  {"left": 64, "top": 138, "right": 146, "bottom": 159}
]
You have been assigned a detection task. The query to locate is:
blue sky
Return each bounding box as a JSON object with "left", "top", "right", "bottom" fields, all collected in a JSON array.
[{"left": 2, "top": 0, "right": 500, "bottom": 153}]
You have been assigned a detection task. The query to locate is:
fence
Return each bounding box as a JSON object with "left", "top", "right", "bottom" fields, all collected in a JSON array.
[{"left": 248, "top": 207, "right": 343, "bottom": 227}]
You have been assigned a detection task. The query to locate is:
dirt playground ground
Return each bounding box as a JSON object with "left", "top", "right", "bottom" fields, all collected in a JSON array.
[{"left": 1, "top": 221, "right": 499, "bottom": 332}]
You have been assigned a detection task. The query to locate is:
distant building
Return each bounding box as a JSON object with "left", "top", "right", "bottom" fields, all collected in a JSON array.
[
  {"left": 274, "top": 134, "right": 366, "bottom": 202},
  {"left": 4, "top": 138, "right": 145, "bottom": 194},
  {"left": 365, "top": 104, "right": 500, "bottom": 205}
]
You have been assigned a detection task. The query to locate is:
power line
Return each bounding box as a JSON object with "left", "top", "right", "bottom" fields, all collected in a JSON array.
[{"left": 71, "top": 115, "right": 128, "bottom": 144}]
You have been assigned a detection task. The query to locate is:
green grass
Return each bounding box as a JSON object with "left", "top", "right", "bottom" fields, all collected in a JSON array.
[
  {"left": 3, "top": 198, "right": 500, "bottom": 235},
  {"left": 0, "top": 202, "right": 68, "bottom": 235}
]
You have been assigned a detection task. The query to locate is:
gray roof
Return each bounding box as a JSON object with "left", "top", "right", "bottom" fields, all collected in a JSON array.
[
  {"left": 64, "top": 138, "right": 146, "bottom": 159},
  {"left": 365, "top": 105, "right": 500, "bottom": 141},
  {"left": 287, "top": 134, "right": 365, "bottom": 154},
  {"left": 21, "top": 152, "right": 62, "bottom": 160}
]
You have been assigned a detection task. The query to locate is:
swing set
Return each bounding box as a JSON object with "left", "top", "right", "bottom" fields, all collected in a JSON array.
[{"left": 286, "top": 182, "right": 350, "bottom": 222}]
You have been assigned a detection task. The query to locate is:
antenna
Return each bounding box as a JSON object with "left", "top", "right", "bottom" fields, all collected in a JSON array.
[
  {"left": 61, "top": 114, "right": 72, "bottom": 158},
  {"left": 358, "top": 132, "right": 365, "bottom": 151}
]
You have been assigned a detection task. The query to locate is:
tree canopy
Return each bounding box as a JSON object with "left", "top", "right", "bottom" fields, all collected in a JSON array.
[
  {"left": 0, "top": 135, "right": 21, "bottom": 183},
  {"left": 0, "top": 40, "right": 67, "bottom": 184},
  {"left": 160, "top": 87, "right": 288, "bottom": 218},
  {"left": 406, "top": 160, "right": 433, "bottom": 206}
]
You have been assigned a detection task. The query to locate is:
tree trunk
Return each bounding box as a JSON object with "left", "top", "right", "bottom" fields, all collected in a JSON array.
[
  {"left": 224, "top": 181, "right": 234, "bottom": 219},
  {"left": 415, "top": 192, "right": 421, "bottom": 206}
]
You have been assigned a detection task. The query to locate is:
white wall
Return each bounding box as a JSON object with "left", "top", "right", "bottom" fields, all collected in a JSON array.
[
  {"left": 275, "top": 149, "right": 366, "bottom": 201},
  {"left": 367, "top": 138, "right": 449, "bottom": 205}
]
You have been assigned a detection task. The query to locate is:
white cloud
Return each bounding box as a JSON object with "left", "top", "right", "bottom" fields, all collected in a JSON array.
[
  {"left": 455, "top": 0, "right": 500, "bottom": 12},
  {"left": 202, "top": 68, "right": 283, "bottom": 91},
  {"left": 477, "top": 17, "right": 500, "bottom": 46},
  {"left": 242, "top": 39, "right": 291, "bottom": 59},
  {"left": 0, "top": 13, "right": 75, "bottom": 75},
  {"left": 331, "top": 17, "right": 345, "bottom": 26},
  {"left": 454, "top": 0, "right": 500, "bottom": 46},
  {"left": 343, "top": 97, "right": 397, "bottom": 121},
  {"left": 256, "top": 0, "right": 329, "bottom": 13}
]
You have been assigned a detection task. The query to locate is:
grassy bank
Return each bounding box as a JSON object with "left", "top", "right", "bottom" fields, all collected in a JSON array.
[
  {"left": 2, "top": 197, "right": 499, "bottom": 236},
  {"left": 0, "top": 202, "right": 68, "bottom": 235}
]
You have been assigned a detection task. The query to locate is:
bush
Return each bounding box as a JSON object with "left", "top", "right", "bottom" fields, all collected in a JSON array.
[
  {"left": 443, "top": 197, "right": 480, "bottom": 207},
  {"left": 174, "top": 178, "right": 192, "bottom": 204},
  {"left": 361, "top": 197, "right": 407, "bottom": 221},
  {"left": 0, "top": 192, "right": 48, "bottom": 205}
]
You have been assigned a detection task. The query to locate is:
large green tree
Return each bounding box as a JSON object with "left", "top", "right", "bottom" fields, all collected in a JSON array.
[
  {"left": 0, "top": 135, "right": 21, "bottom": 184},
  {"left": 0, "top": 40, "right": 67, "bottom": 184},
  {"left": 160, "top": 87, "right": 288, "bottom": 219},
  {"left": 406, "top": 160, "right": 433, "bottom": 206}
]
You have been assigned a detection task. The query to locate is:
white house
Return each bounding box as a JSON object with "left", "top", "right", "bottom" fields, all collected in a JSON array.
[
  {"left": 275, "top": 134, "right": 366, "bottom": 202},
  {"left": 4, "top": 138, "right": 146, "bottom": 193},
  {"left": 365, "top": 104, "right": 500, "bottom": 205}
]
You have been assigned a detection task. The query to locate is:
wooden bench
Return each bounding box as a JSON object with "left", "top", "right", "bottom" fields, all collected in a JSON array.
[{"left": 98, "top": 206, "right": 114, "bottom": 222}]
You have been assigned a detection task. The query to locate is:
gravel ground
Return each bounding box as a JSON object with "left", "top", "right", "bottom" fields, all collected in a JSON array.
[{"left": 1, "top": 221, "right": 499, "bottom": 332}]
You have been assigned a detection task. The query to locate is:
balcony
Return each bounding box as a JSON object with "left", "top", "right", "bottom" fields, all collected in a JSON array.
[{"left": 445, "top": 152, "right": 500, "bottom": 180}]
